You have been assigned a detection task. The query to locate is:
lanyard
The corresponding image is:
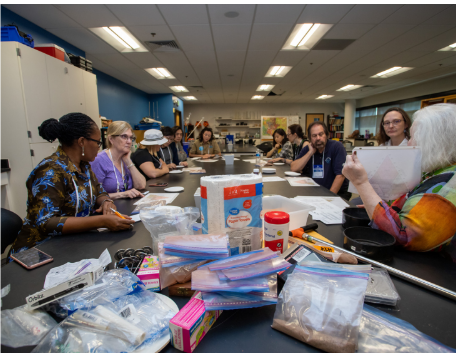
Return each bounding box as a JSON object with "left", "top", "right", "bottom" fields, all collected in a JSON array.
[
  {"left": 312, "top": 151, "right": 325, "bottom": 178},
  {"left": 151, "top": 154, "right": 163, "bottom": 169},
  {"left": 160, "top": 147, "right": 171, "bottom": 163},
  {"left": 108, "top": 149, "right": 126, "bottom": 192},
  {"left": 71, "top": 177, "right": 93, "bottom": 217}
]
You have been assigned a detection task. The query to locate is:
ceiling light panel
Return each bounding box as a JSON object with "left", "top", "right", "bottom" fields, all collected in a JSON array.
[
  {"left": 438, "top": 42, "right": 456, "bottom": 52},
  {"left": 170, "top": 86, "right": 189, "bottom": 92},
  {"left": 89, "top": 27, "right": 147, "bottom": 53},
  {"left": 337, "top": 85, "right": 363, "bottom": 91},
  {"left": 183, "top": 96, "right": 197, "bottom": 100},
  {"left": 145, "top": 68, "right": 175, "bottom": 79},
  {"left": 256, "top": 84, "right": 275, "bottom": 91},
  {"left": 316, "top": 95, "right": 334, "bottom": 99},
  {"left": 282, "top": 23, "right": 333, "bottom": 50},
  {"left": 265, "top": 66, "right": 292, "bottom": 77},
  {"left": 371, "top": 66, "right": 413, "bottom": 78},
  {"left": 252, "top": 95, "right": 265, "bottom": 100}
]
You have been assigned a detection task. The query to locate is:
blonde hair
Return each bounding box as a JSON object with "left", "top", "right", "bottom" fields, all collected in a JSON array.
[
  {"left": 139, "top": 143, "right": 159, "bottom": 157},
  {"left": 106, "top": 121, "right": 133, "bottom": 148}
]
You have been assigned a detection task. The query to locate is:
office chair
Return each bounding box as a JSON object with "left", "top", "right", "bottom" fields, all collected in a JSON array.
[{"left": 1, "top": 208, "right": 22, "bottom": 254}]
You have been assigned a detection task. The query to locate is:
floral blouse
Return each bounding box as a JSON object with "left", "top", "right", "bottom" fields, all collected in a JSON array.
[
  {"left": 10, "top": 146, "right": 108, "bottom": 256},
  {"left": 372, "top": 164, "right": 456, "bottom": 253}
]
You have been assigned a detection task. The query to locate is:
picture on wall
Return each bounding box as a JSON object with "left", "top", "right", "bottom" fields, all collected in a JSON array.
[{"left": 261, "top": 116, "right": 288, "bottom": 139}]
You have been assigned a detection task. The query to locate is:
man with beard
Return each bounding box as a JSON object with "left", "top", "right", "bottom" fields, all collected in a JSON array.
[{"left": 290, "top": 121, "right": 351, "bottom": 200}]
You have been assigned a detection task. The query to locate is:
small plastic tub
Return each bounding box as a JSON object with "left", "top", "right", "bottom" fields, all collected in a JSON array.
[{"left": 262, "top": 195, "right": 315, "bottom": 230}]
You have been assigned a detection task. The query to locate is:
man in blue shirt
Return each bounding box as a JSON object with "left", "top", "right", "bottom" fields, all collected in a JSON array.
[{"left": 290, "top": 121, "right": 351, "bottom": 200}]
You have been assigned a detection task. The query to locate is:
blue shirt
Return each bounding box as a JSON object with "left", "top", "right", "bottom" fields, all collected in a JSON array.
[{"left": 297, "top": 139, "right": 348, "bottom": 191}]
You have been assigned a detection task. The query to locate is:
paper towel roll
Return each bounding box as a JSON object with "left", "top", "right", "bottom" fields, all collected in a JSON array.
[{"left": 200, "top": 174, "right": 263, "bottom": 254}]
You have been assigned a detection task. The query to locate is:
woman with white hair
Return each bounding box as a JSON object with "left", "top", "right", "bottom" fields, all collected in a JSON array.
[{"left": 343, "top": 103, "right": 456, "bottom": 253}]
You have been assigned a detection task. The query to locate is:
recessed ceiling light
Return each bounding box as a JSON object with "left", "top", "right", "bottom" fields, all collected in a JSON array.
[
  {"left": 252, "top": 95, "right": 264, "bottom": 100},
  {"left": 257, "top": 84, "right": 275, "bottom": 91},
  {"left": 224, "top": 11, "right": 239, "bottom": 18},
  {"left": 89, "top": 26, "right": 147, "bottom": 53},
  {"left": 438, "top": 42, "right": 456, "bottom": 51},
  {"left": 371, "top": 66, "right": 413, "bottom": 78},
  {"left": 337, "top": 85, "right": 363, "bottom": 92},
  {"left": 145, "top": 68, "right": 175, "bottom": 79},
  {"left": 282, "top": 23, "right": 333, "bottom": 50},
  {"left": 183, "top": 96, "right": 197, "bottom": 100},
  {"left": 316, "top": 95, "right": 334, "bottom": 99},
  {"left": 170, "top": 86, "right": 189, "bottom": 92},
  {"left": 265, "top": 66, "right": 292, "bottom": 77}
]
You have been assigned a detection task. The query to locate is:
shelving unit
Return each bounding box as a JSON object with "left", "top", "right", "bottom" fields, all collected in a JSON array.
[{"left": 328, "top": 115, "right": 344, "bottom": 140}]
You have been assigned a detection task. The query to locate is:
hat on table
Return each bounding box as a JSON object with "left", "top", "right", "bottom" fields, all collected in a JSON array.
[{"left": 140, "top": 129, "right": 168, "bottom": 145}]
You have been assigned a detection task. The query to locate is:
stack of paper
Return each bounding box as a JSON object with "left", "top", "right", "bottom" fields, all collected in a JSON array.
[
  {"left": 286, "top": 177, "right": 319, "bottom": 187},
  {"left": 295, "top": 196, "right": 344, "bottom": 225}
]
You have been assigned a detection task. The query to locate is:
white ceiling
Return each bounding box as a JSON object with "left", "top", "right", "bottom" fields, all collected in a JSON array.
[{"left": 5, "top": 4, "right": 456, "bottom": 104}]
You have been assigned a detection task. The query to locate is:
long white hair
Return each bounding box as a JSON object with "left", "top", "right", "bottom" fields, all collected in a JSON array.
[{"left": 412, "top": 103, "right": 456, "bottom": 172}]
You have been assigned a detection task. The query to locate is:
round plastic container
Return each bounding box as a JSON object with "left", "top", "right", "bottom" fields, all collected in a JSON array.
[{"left": 264, "top": 211, "right": 290, "bottom": 254}]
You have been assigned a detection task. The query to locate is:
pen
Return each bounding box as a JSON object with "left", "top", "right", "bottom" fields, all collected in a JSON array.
[{"left": 111, "top": 207, "right": 126, "bottom": 219}]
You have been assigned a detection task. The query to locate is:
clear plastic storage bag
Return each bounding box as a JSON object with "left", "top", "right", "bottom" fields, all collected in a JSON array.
[
  {"left": 160, "top": 260, "right": 208, "bottom": 290},
  {"left": 158, "top": 242, "right": 205, "bottom": 267},
  {"left": 299, "top": 261, "right": 372, "bottom": 274},
  {"left": 221, "top": 257, "right": 291, "bottom": 280},
  {"left": 364, "top": 268, "right": 400, "bottom": 306},
  {"left": 272, "top": 267, "right": 369, "bottom": 353},
  {"left": 163, "top": 233, "right": 230, "bottom": 259},
  {"left": 207, "top": 248, "right": 278, "bottom": 271},
  {"left": 359, "top": 305, "right": 456, "bottom": 353},
  {"left": 140, "top": 206, "right": 200, "bottom": 255},
  {"left": 201, "top": 291, "right": 276, "bottom": 310},
  {"left": 191, "top": 268, "right": 269, "bottom": 293},
  {"left": 1, "top": 305, "right": 57, "bottom": 348}
]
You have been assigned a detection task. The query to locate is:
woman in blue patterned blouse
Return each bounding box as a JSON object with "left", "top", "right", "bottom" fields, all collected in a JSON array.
[{"left": 10, "top": 113, "right": 134, "bottom": 258}]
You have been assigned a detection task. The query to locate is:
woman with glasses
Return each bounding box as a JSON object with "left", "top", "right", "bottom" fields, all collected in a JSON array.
[
  {"left": 378, "top": 108, "right": 411, "bottom": 146},
  {"left": 159, "top": 126, "right": 188, "bottom": 169},
  {"left": 269, "top": 124, "right": 310, "bottom": 165},
  {"left": 9, "top": 113, "right": 135, "bottom": 258},
  {"left": 91, "top": 121, "right": 146, "bottom": 200}
]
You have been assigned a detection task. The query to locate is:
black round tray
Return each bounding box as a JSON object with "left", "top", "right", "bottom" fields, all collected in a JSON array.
[
  {"left": 342, "top": 207, "right": 370, "bottom": 229},
  {"left": 343, "top": 226, "right": 396, "bottom": 261}
]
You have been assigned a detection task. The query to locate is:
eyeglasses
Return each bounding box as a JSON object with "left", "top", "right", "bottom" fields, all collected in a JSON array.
[
  {"left": 286, "top": 133, "right": 292, "bottom": 136},
  {"left": 382, "top": 119, "right": 404, "bottom": 127},
  {"left": 86, "top": 137, "right": 103, "bottom": 147},
  {"left": 165, "top": 136, "right": 174, "bottom": 142},
  {"left": 311, "top": 132, "right": 325, "bottom": 138},
  {"left": 113, "top": 134, "right": 137, "bottom": 142}
]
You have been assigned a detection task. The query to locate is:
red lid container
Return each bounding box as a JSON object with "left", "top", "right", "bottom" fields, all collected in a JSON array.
[{"left": 264, "top": 211, "right": 289, "bottom": 225}]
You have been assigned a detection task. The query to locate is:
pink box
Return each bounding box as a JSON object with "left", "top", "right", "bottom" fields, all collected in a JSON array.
[
  {"left": 169, "top": 292, "right": 222, "bottom": 353},
  {"left": 137, "top": 256, "right": 160, "bottom": 292}
]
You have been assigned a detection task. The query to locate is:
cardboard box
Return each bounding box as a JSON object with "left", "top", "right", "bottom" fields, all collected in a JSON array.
[
  {"left": 169, "top": 291, "right": 222, "bottom": 353},
  {"left": 35, "top": 44, "right": 65, "bottom": 61},
  {"left": 26, "top": 266, "right": 103, "bottom": 310},
  {"left": 137, "top": 255, "right": 160, "bottom": 292}
]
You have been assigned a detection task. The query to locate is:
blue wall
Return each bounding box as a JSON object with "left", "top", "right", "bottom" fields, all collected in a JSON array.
[
  {"left": 1, "top": 6, "right": 85, "bottom": 57},
  {"left": 149, "top": 94, "right": 174, "bottom": 127},
  {"left": 95, "top": 69, "right": 149, "bottom": 126}
]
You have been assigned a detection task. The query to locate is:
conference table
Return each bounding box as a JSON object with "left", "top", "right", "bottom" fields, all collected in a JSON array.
[{"left": 2, "top": 156, "right": 456, "bottom": 352}]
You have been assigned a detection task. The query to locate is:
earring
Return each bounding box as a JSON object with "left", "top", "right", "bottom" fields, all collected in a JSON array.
[
  {"left": 82, "top": 146, "right": 85, "bottom": 156},
  {"left": 404, "top": 129, "right": 407, "bottom": 133}
]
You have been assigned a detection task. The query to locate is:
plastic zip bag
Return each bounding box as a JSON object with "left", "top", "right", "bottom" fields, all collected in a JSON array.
[
  {"left": 164, "top": 233, "right": 230, "bottom": 259},
  {"left": 364, "top": 268, "right": 400, "bottom": 306},
  {"left": 1, "top": 305, "right": 57, "bottom": 348},
  {"left": 207, "top": 248, "right": 278, "bottom": 271},
  {"left": 299, "top": 261, "right": 372, "bottom": 274},
  {"left": 191, "top": 269, "right": 269, "bottom": 293},
  {"left": 160, "top": 260, "right": 208, "bottom": 290},
  {"left": 359, "top": 305, "right": 456, "bottom": 352},
  {"left": 246, "top": 274, "right": 278, "bottom": 302},
  {"left": 131, "top": 199, "right": 166, "bottom": 214},
  {"left": 201, "top": 291, "right": 276, "bottom": 310},
  {"left": 272, "top": 267, "right": 369, "bottom": 353},
  {"left": 158, "top": 242, "right": 205, "bottom": 267},
  {"left": 221, "top": 257, "right": 291, "bottom": 280}
]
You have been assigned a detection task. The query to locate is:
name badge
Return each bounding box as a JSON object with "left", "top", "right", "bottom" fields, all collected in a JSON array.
[
  {"left": 313, "top": 164, "right": 324, "bottom": 178},
  {"left": 199, "top": 146, "right": 204, "bottom": 152}
]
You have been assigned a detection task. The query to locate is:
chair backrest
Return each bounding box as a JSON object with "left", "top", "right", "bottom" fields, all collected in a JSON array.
[{"left": 1, "top": 208, "right": 22, "bottom": 254}]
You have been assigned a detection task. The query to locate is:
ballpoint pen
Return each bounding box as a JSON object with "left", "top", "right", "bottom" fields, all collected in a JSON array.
[{"left": 110, "top": 207, "right": 126, "bottom": 219}]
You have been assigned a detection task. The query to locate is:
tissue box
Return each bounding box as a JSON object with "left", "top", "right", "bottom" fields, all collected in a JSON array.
[
  {"left": 137, "top": 256, "right": 160, "bottom": 292},
  {"left": 169, "top": 291, "right": 222, "bottom": 352}
]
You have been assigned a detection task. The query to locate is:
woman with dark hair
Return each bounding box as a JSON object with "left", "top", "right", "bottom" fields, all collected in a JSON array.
[
  {"left": 269, "top": 124, "right": 309, "bottom": 165},
  {"left": 159, "top": 126, "right": 188, "bottom": 169},
  {"left": 266, "top": 128, "right": 293, "bottom": 160},
  {"left": 10, "top": 113, "right": 134, "bottom": 258},
  {"left": 172, "top": 126, "right": 187, "bottom": 162},
  {"left": 378, "top": 107, "right": 411, "bottom": 146},
  {"left": 188, "top": 127, "right": 221, "bottom": 159}
]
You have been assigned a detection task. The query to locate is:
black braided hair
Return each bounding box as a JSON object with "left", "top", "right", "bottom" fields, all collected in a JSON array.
[{"left": 38, "top": 113, "right": 97, "bottom": 146}]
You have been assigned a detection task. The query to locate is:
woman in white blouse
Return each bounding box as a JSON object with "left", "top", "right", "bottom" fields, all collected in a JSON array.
[{"left": 377, "top": 108, "right": 411, "bottom": 146}]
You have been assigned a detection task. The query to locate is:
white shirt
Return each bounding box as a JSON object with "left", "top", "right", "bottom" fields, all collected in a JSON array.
[{"left": 382, "top": 138, "right": 409, "bottom": 146}]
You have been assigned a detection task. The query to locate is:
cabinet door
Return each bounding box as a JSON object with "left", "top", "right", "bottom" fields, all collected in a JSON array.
[
  {"left": 30, "top": 142, "right": 59, "bottom": 169},
  {"left": 82, "top": 70, "right": 100, "bottom": 127},
  {"left": 19, "top": 44, "right": 52, "bottom": 143},
  {"left": 66, "top": 64, "right": 86, "bottom": 114},
  {"left": 46, "top": 55, "right": 69, "bottom": 119}
]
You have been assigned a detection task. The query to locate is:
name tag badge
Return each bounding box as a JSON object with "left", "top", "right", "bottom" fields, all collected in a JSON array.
[
  {"left": 313, "top": 164, "right": 324, "bottom": 178},
  {"left": 199, "top": 146, "right": 204, "bottom": 152}
]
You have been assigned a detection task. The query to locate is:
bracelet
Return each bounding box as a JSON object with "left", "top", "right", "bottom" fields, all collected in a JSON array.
[
  {"left": 100, "top": 198, "right": 114, "bottom": 208},
  {"left": 127, "top": 163, "right": 135, "bottom": 169}
]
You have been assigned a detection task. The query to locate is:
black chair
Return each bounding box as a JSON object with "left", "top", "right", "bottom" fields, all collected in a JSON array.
[
  {"left": 256, "top": 141, "right": 273, "bottom": 154},
  {"left": 1, "top": 208, "right": 22, "bottom": 254}
]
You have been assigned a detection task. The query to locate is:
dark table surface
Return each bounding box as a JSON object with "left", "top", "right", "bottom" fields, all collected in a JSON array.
[
  {"left": 220, "top": 145, "right": 258, "bottom": 154},
  {"left": 2, "top": 156, "right": 456, "bottom": 352}
]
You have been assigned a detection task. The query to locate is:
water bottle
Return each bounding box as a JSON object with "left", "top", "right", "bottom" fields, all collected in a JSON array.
[{"left": 255, "top": 149, "right": 261, "bottom": 166}]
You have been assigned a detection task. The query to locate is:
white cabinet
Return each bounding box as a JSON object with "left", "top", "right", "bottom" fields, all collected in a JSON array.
[{"left": 1, "top": 42, "right": 100, "bottom": 217}]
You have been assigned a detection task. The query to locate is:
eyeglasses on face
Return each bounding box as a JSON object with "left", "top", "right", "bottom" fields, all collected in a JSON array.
[
  {"left": 86, "top": 137, "right": 103, "bottom": 147},
  {"left": 311, "top": 132, "right": 325, "bottom": 138},
  {"left": 382, "top": 119, "right": 404, "bottom": 127},
  {"left": 113, "top": 134, "right": 137, "bottom": 142}
]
